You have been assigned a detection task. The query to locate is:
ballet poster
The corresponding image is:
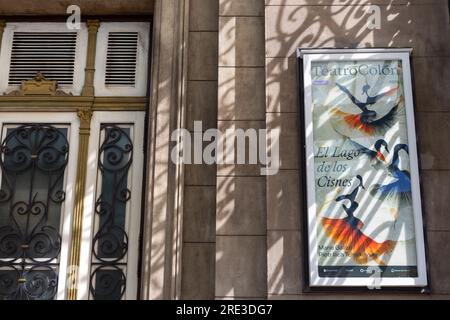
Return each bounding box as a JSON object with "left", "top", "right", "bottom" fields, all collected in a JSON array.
[{"left": 299, "top": 49, "right": 428, "bottom": 287}]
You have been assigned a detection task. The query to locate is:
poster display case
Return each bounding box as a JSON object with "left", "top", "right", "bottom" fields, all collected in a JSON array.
[{"left": 298, "top": 48, "right": 428, "bottom": 288}]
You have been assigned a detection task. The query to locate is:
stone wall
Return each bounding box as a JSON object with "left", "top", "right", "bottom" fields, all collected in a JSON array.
[
  {"left": 2, "top": 0, "right": 449, "bottom": 300},
  {"left": 181, "top": 0, "right": 219, "bottom": 299},
  {"left": 185, "top": 0, "right": 450, "bottom": 300},
  {"left": 264, "top": 0, "right": 450, "bottom": 299},
  {"left": 216, "top": 0, "right": 268, "bottom": 299}
]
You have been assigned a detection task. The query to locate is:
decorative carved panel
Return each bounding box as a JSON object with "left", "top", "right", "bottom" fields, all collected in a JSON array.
[{"left": 6, "top": 72, "right": 72, "bottom": 97}]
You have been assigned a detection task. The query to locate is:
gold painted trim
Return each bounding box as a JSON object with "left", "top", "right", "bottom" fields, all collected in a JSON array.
[
  {"left": 6, "top": 72, "right": 72, "bottom": 97},
  {"left": 93, "top": 97, "right": 148, "bottom": 111},
  {"left": 67, "top": 20, "right": 99, "bottom": 298},
  {"left": 81, "top": 20, "right": 100, "bottom": 97},
  {"left": 0, "top": 96, "right": 148, "bottom": 112},
  {"left": 67, "top": 108, "right": 93, "bottom": 300}
]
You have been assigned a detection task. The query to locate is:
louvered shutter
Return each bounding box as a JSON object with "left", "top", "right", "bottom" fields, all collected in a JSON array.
[
  {"left": 105, "top": 32, "right": 139, "bottom": 87},
  {"left": 93, "top": 22, "right": 150, "bottom": 97},
  {"left": 8, "top": 32, "right": 77, "bottom": 86}
]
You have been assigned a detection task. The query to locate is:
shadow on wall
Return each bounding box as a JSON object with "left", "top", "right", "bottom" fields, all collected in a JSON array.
[
  {"left": 181, "top": 0, "right": 450, "bottom": 299},
  {"left": 265, "top": 0, "right": 450, "bottom": 297},
  {"left": 216, "top": 0, "right": 267, "bottom": 299},
  {"left": 141, "top": 13, "right": 182, "bottom": 298}
]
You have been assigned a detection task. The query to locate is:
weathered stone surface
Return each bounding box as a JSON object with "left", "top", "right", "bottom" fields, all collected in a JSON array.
[
  {"left": 190, "top": 0, "right": 219, "bottom": 31},
  {"left": 218, "top": 67, "right": 266, "bottom": 121},
  {"left": 413, "top": 57, "right": 450, "bottom": 112},
  {"left": 265, "top": 3, "right": 450, "bottom": 58},
  {"left": 267, "top": 231, "right": 302, "bottom": 295},
  {"left": 217, "top": 120, "right": 266, "bottom": 176},
  {"left": 427, "top": 231, "right": 450, "bottom": 294},
  {"left": 267, "top": 113, "right": 300, "bottom": 170},
  {"left": 220, "top": 0, "right": 264, "bottom": 16},
  {"left": 216, "top": 236, "right": 267, "bottom": 298},
  {"left": 185, "top": 163, "right": 217, "bottom": 186},
  {"left": 217, "top": 176, "right": 266, "bottom": 235},
  {"left": 181, "top": 243, "right": 215, "bottom": 300},
  {"left": 219, "top": 16, "right": 265, "bottom": 67},
  {"left": 266, "top": 58, "right": 299, "bottom": 113},
  {"left": 267, "top": 170, "right": 302, "bottom": 231},
  {"left": 421, "top": 171, "right": 450, "bottom": 231},
  {"left": 189, "top": 32, "right": 219, "bottom": 80},
  {"left": 187, "top": 81, "right": 218, "bottom": 131},
  {"left": 417, "top": 113, "right": 450, "bottom": 170},
  {"left": 184, "top": 186, "right": 216, "bottom": 243}
]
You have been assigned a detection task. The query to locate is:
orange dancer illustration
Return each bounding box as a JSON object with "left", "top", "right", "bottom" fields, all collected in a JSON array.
[{"left": 321, "top": 175, "right": 396, "bottom": 265}]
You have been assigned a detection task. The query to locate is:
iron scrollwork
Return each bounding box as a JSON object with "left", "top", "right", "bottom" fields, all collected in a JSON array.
[
  {"left": 0, "top": 125, "right": 69, "bottom": 300},
  {"left": 90, "top": 125, "right": 133, "bottom": 300}
]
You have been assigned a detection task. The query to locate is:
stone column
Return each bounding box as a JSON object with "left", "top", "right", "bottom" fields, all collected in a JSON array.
[
  {"left": 264, "top": 3, "right": 303, "bottom": 299},
  {"left": 181, "top": 0, "right": 218, "bottom": 300},
  {"left": 0, "top": 20, "right": 6, "bottom": 50},
  {"left": 216, "top": 0, "right": 267, "bottom": 299},
  {"left": 140, "top": 0, "right": 190, "bottom": 300}
]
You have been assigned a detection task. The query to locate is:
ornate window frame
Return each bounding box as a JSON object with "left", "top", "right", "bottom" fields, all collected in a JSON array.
[
  {"left": 0, "top": 18, "right": 150, "bottom": 300},
  {"left": 0, "top": 0, "right": 190, "bottom": 300}
]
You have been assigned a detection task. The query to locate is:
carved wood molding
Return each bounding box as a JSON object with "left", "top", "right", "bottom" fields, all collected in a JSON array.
[{"left": 5, "top": 72, "right": 73, "bottom": 97}]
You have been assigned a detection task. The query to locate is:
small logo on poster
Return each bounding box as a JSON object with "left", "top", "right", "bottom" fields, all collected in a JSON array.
[{"left": 313, "top": 80, "right": 329, "bottom": 85}]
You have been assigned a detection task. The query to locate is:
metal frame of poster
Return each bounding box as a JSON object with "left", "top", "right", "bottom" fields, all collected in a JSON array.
[{"left": 298, "top": 48, "right": 428, "bottom": 288}]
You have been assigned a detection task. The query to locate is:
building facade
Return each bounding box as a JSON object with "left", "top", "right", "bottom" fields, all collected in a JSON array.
[{"left": 0, "top": 0, "right": 449, "bottom": 300}]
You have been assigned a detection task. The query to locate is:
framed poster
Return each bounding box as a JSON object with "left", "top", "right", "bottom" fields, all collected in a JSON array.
[{"left": 298, "top": 48, "right": 428, "bottom": 287}]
